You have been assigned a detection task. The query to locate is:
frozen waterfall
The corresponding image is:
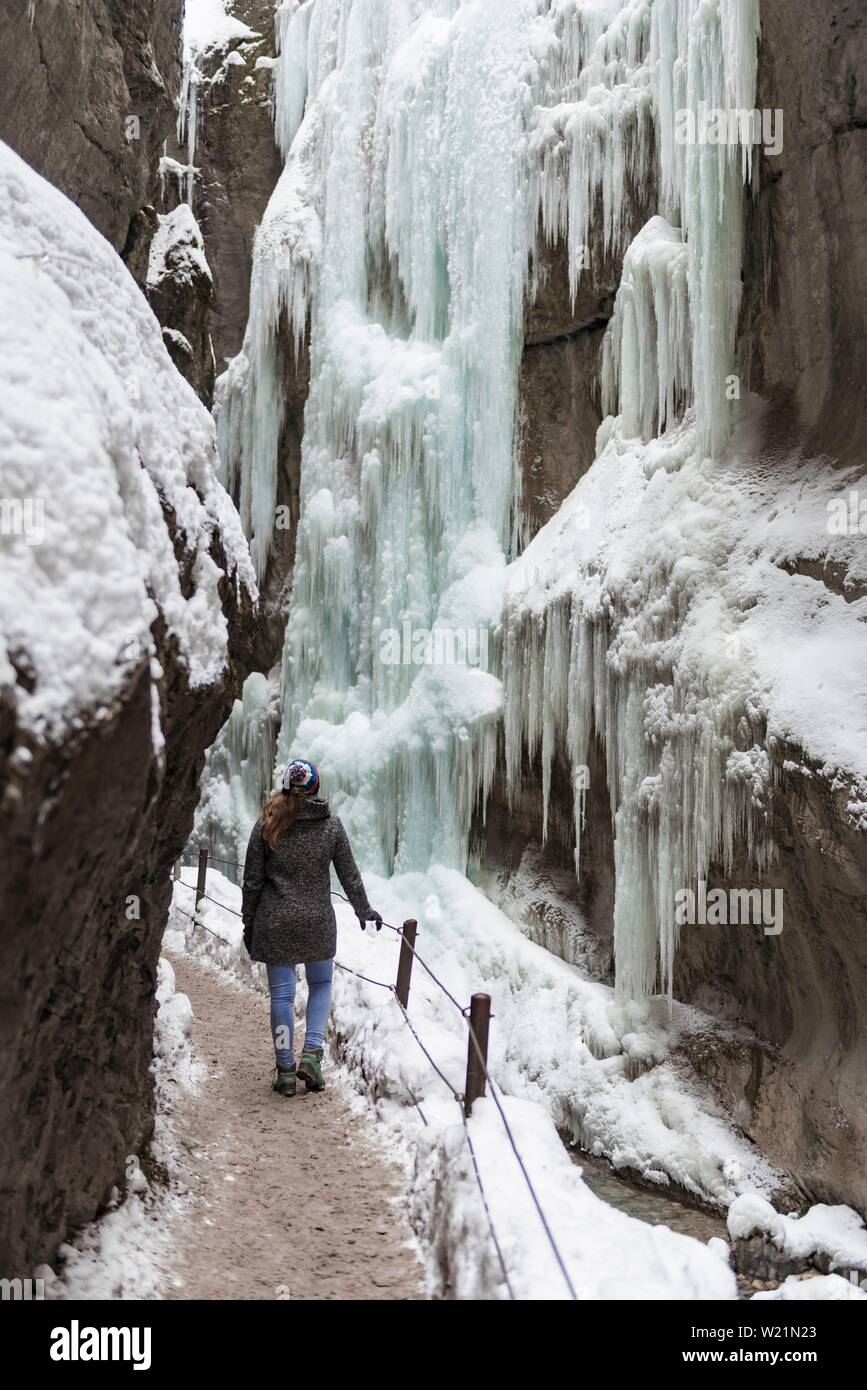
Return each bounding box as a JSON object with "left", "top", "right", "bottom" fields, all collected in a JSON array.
[{"left": 213, "top": 0, "right": 762, "bottom": 1000}]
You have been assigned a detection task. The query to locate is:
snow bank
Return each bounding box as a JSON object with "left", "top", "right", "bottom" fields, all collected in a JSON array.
[
  {"left": 37, "top": 959, "right": 201, "bottom": 1299},
  {"left": 165, "top": 864, "right": 789, "bottom": 1299},
  {"left": 0, "top": 141, "right": 254, "bottom": 741},
  {"left": 752, "top": 1274, "right": 867, "bottom": 1302},
  {"left": 729, "top": 1193, "right": 867, "bottom": 1275}
]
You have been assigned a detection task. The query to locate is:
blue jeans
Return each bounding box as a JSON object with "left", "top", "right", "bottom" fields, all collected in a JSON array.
[{"left": 266, "top": 960, "right": 334, "bottom": 1069}]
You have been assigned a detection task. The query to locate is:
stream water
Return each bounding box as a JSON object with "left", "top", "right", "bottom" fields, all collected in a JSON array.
[
  {"left": 570, "top": 1149, "right": 728, "bottom": 1243},
  {"left": 569, "top": 1149, "right": 780, "bottom": 1298}
]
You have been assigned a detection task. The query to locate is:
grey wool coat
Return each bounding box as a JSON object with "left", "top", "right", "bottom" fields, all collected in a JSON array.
[{"left": 241, "top": 799, "right": 374, "bottom": 965}]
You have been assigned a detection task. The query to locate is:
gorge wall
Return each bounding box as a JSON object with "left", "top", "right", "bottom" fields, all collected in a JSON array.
[
  {"left": 0, "top": 0, "right": 182, "bottom": 254},
  {"left": 480, "top": 0, "right": 867, "bottom": 1213},
  {"left": 0, "top": 0, "right": 256, "bottom": 1271},
  {"left": 1, "top": 0, "right": 865, "bottom": 1276}
]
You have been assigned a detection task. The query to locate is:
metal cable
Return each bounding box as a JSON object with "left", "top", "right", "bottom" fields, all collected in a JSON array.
[
  {"left": 390, "top": 991, "right": 463, "bottom": 1103},
  {"left": 171, "top": 903, "right": 231, "bottom": 945},
  {"left": 330, "top": 889, "right": 468, "bottom": 1015},
  {"left": 464, "top": 1023, "right": 578, "bottom": 1301},
  {"left": 185, "top": 853, "right": 462, "bottom": 1016},
  {"left": 459, "top": 1107, "right": 517, "bottom": 1300},
  {"left": 389, "top": 989, "right": 514, "bottom": 1294},
  {"left": 333, "top": 961, "right": 393, "bottom": 990},
  {"left": 180, "top": 841, "right": 569, "bottom": 1300},
  {"left": 175, "top": 881, "right": 245, "bottom": 919}
]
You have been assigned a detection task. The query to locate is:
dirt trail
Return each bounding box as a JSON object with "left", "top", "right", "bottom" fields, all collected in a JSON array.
[{"left": 162, "top": 953, "right": 427, "bottom": 1301}]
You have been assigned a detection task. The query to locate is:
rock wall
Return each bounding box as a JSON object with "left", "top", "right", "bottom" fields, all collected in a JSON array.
[
  {"left": 0, "top": 0, "right": 182, "bottom": 253},
  {"left": 478, "top": 0, "right": 867, "bottom": 1212},
  {"left": 159, "top": 0, "right": 283, "bottom": 372},
  {"left": 740, "top": 0, "right": 867, "bottom": 464},
  {"left": 146, "top": 204, "right": 217, "bottom": 404},
  {"left": 158, "top": 1, "right": 304, "bottom": 662},
  {"left": 0, "top": 1, "right": 260, "bottom": 1274},
  {"left": 674, "top": 744, "right": 867, "bottom": 1212},
  {"left": 659, "top": 0, "right": 867, "bottom": 1211},
  {"left": 0, "top": 559, "right": 253, "bottom": 1273}
]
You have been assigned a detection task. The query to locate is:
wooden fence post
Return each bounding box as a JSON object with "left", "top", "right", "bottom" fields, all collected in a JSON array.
[
  {"left": 196, "top": 847, "right": 208, "bottom": 908},
  {"left": 395, "top": 918, "right": 418, "bottom": 1009},
  {"left": 464, "top": 992, "right": 492, "bottom": 1116}
]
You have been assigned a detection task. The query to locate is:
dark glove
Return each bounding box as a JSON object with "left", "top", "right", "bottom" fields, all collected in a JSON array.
[
  {"left": 358, "top": 910, "right": 383, "bottom": 932},
  {"left": 243, "top": 922, "right": 253, "bottom": 954}
]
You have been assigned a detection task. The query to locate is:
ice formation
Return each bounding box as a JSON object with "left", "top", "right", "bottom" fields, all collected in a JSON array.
[
  {"left": 213, "top": 0, "right": 767, "bottom": 997},
  {"left": 194, "top": 669, "right": 281, "bottom": 876},
  {"left": 177, "top": 0, "right": 261, "bottom": 209}
]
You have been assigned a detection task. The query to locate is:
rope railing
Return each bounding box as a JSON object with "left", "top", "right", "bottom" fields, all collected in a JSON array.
[{"left": 172, "top": 840, "right": 578, "bottom": 1301}]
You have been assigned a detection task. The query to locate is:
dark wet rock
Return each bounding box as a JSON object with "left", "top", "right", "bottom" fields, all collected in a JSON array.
[
  {"left": 740, "top": 0, "right": 867, "bottom": 463},
  {"left": 0, "top": 526, "right": 254, "bottom": 1272},
  {"left": 0, "top": 0, "right": 182, "bottom": 253},
  {"left": 158, "top": 0, "right": 283, "bottom": 371},
  {"left": 146, "top": 204, "right": 216, "bottom": 404}
]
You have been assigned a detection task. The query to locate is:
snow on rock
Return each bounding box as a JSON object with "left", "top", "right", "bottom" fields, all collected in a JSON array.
[
  {"left": 0, "top": 140, "right": 255, "bottom": 741},
  {"left": 503, "top": 405, "right": 867, "bottom": 1000},
  {"left": 166, "top": 865, "right": 783, "bottom": 1298},
  {"left": 752, "top": 1274, "right": 867, "bottom": 1302},
  {"left": 184, "top": 0, "right": 259, "bottom": 63},
  {"left": 177, "top": 1, "right": 263, "bottom": 209},
  {"left": 147, "top": 204, "right": 212, "bottom": 290},
  {"left": 729, "top": 1193, "right": 867, "bottom": 1275}
]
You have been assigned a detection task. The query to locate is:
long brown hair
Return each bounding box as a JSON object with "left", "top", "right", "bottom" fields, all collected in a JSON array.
[{"left": 261, "top": 789, "right": 307, "bottom": 848}]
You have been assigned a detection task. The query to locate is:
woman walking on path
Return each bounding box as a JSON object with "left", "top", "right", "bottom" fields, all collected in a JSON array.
[{"left": 242, "top": 758, "right": 381, "bottom": 1097}]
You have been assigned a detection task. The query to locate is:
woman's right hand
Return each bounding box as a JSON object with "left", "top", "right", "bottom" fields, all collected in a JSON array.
[{"left": 358, "top": 910, "right": 383, "bottom": 932}]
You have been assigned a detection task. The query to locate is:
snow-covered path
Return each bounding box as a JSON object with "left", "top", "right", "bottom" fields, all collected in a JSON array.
[{"left": 162, "top": 953, "right": 427, "bottom": 1302}]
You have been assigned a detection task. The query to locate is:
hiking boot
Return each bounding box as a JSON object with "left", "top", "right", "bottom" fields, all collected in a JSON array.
[
  {"left": 272, "top": 1065, "right": 297, "bottom": 1097},
  {"left": 298, "top": 1048, "right": 325, "bottom": 1092}
]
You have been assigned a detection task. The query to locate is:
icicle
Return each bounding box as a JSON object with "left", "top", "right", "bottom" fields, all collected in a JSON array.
[
  {"left": 195, "top": 670, "right": 282, "bottom": 878},
  {"left": 274, "top": 0, "right": 316, "bottom": 159},
  {"left": 177, "top": 61, "right": 199, "bottom": 208},
  {"left": 214, "top": 0, "right": 764, "bottom": 1003},
  {"left": 601, "top": 215, "right": 691, "bottom": 440}
]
